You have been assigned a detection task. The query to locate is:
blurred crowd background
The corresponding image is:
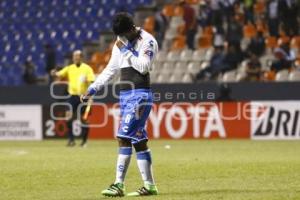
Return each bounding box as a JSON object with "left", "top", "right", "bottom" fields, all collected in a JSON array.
[{"left": 0, "top": 0, "right": 299, "bottom": 85}]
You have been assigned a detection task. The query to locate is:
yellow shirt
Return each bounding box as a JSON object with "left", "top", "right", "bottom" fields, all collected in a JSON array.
[{"left": 57, "top": 63, "right": 95, "bottom": 95}]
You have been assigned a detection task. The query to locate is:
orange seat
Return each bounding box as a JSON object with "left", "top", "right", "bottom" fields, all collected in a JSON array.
[
  {"left": 263, "top": 70, "right": 276, "bottom": 81},
  {"left": 277, "top": 36, "right": 290, "bottom": 46},
  {"left": 256, "top": 20, "right": 267, "bottom": 33},
  {"left": 174, "top": 6, "right": 184, "bottom": 16},
  {"left": 90, "top": 52, "right": 104, "bottom": 64},
  {"left": 243, "top": 24, "right": 257, "bottom": 38},
  {"left": 291, "top": 36, "right": 300, "bottom": 48},
  {"left": 254, "top": 2, "right": 265, "bottom": 15},
  {"left": 203, "top": 26, "right": 214, "bottom": 38},
  {"left": 162, "top": 4, "right": 174, "bottom": 17},
  {"left": 185, "top": 0, "right": 199, "bottom": 4},
  {"left": 143, "top": 16, "right": 155, "bottom": 34},
  {"left": 198, "top": 36, "right": 212, "bottom": 49},
  {"left": 265, "top": 36, "right": 277, "bottom": 49},
  {"left": 171, "top": 35, "right": 186, "bottom": 51},
  {"left": 177, "top": 24, "right": 186, "bottom": 35}
]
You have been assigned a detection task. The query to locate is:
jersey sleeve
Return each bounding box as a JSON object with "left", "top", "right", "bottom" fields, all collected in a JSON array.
[
  {"left": 124, "top": 38, "right": 158, "bottom": 74},
  {"left": 86, "top": 66, "right": 95, "bottom": 82},
  {"left": 89, "top": 44, "right": 120, "bottom": 91},
  {"left": 57, "top": 66, "right": 69, "bottom": 78}
]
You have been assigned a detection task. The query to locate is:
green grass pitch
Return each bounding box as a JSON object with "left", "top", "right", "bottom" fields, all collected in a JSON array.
[{"left": 1, "top": 140, "right": 300, "bottom": 200}]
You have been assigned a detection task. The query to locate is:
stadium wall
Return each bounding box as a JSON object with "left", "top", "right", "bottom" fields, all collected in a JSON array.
[{"left": 0, "top": 83, "right": 300, "bottom": 140}]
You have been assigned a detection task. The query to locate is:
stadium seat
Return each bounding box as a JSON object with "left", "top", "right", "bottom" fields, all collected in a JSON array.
[
  {"left": 169, "top": 73, "right": 184, "bottom": 83},
  {"left": 204, "top": 48, "right": 214, "bottom": 61},
  {"left": 187, "top": 62, "right": 201, "bottom": 75},
  {"left": 150, "top": 71, "right": 158, "bottom": 83},
  {"left": 173, "top": 6, "right": 184, "bottom": 16},
  {"left": 166, "top": 51, "right": 181, "bottom": 62},
  {"left": 198, "top": 36, "right": 212, "bottom": 49},
  {"left": 174, "top": 62, "right": 188, "bottom": 73},
  {"left": 275, "top": 70, "right": 289, "bottom": 81},
  {"left": 288, "top": 71, "right": 300, "bottom": 81},
  {"left": 222, "top": 71, "right": 237, "bottom": 82},
  {"left": 192, "top": 49, "right": 206, "bottom": 62},
  {"left": 171, "top": 35, "right": 186, "bottom": 51},
  {"left": 162, "top": 62, "right": 175, "bottom": 74},
  {"left": 143, "top": 16, "right": 155, "bottom": 34},
  {"left": 162, "top": 4, "right": 174, "bottom": 17},
  {"left": 164, "top": 27, "right": 178, "bottom": 40},
  {"left": 236, "top": 71, "right": 247, "bottom": 81},
  {"left": 254, "top": 1, "right": 265, "bottom": 15},
  {"left": 182, "top": 73, "right": 193, "bottom": 83},
  {"left": 179, "top": 49, "right": 193, "bottom": 62},
  {"left": 291, "top": 36, "right": 300, "bottom": 49},
  {"left": 156, "top": 74, "right": 170, "bottom": 83},
  {"left": 170, "top": 16, "right": 184, "bottom": 29},
  {"left": 259, "top": 55, "right": 275, "bottom": 71},
  {"left": 265, "top": 36, "right": 277, "bottom": 49},
  {"left": 185, "top": 0, "right": 199, "bottom": 4},
  {"left": 243, "top": 23, "right": 257, "bottom": 38},
  {"left": 156, "top": 51, "right": 168, "bottom": 62},
  {"left": 0, "top": 0, "right": 154, "bottom": 85}
]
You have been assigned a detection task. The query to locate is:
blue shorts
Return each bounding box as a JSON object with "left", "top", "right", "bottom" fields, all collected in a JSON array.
[{"left": 117, "top": 89, "right": 153, "bottom": 144}]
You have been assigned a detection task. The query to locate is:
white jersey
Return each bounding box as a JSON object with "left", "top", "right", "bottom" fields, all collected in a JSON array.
[{"left": 89, "top": 28, "right": 158, "bottom": 91}]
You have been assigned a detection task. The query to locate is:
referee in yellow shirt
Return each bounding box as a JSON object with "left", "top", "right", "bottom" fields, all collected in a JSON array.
[{"left": 51, "top": 50, "right": 95, "bottom": 147}]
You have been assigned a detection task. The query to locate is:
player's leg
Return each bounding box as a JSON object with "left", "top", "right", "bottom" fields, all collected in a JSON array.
[
  {"left": 126, "top": 140, "right": 158, "bottom": 196},
  {"left": 66, "top": 95, "right": 78, "bottom": 146},
  {"left": 101, "top": 95, "right": 132, "bottom": 197},
  {"left": 127, "top": 92, "right": 158, "bottom": 196},
  {"left": 101, "top": 138, "right": 131, "bottom": 197},
  {"left": 66, "top": 110, "right": 75, "bottom": 146},
  {"left": 80, "top": 124, "right": 89, "bottom": 147},
  {"left": 80, "top": 104, "right": 89, "bottom": 147}
]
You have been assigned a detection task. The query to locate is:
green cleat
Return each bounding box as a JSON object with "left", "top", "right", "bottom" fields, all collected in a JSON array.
[
  {"left": 101, "top": 183, "right": 125, "bottom": 197},
  {"left": 127, "top": 183, "right": 158, "bottom": 197}
]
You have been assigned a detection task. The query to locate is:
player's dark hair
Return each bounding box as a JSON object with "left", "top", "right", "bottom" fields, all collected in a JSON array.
[{"left": 112, "top": 12, "right": 135, "bottom": 35}]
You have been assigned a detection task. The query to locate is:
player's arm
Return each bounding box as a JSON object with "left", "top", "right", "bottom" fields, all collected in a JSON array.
[
  {"left": 117, "top": 39, "right": 158, "bottom": 75},
  {"left": 50, "top": 66, "right": 68, "bottom": 79},
  {"left": 82, "top": 44, "right": 120, "bottom": 101}
]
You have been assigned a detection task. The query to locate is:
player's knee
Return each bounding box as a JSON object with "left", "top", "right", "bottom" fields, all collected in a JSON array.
[
  {"left": 118, "top": 138, "right": 132, "bottom": 147},
  {"left": 133, "top": 140, "right": 148, "bottom": 152}
]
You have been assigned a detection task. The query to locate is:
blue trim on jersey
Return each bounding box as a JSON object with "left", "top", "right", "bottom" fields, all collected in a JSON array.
[
  {"left": 119, "top": 147, "right": 133, "bottom": 155},
  {"left": 87, "top": 87, "right": 97, "bottom": 96},
  {"left": 120, "top": 88, "right": 151, "bottom": 94},
  {"left": 136, "top": 150, "right": 152, "bottom": 163}
]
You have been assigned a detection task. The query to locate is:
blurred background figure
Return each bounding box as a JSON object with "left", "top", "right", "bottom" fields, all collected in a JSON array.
[
  {"left": 23, "top": 60, "right": 38, "bottom": 85},
  {"left": 271, "top": 41, "right": 296, "bottom": 72},
  {"left": 44, "top": 43, "right": 56, "bottom": 79},
  {"left": 23, "top": 59, "right": 48, "bottom": 85},
  {"left": 154, "top": 7, "right": 169, "bottom": 49},
  {"left": 195, "top": 45, "right": 225, "bottom": 80},
  {"left": 279, "top": 0, "right": 299, "bottom": 37},
  {"left": 242, "top": 53, "right": 262, "bottom": 81},
  {"left": 179, "top": 0, "right": 197, "bottom": 50},
  {"left": 51, "top": 50, "right": 95, "bottom": 147},
  {"left": 266, "top": 0, "right": 279, "bottom": 37}
]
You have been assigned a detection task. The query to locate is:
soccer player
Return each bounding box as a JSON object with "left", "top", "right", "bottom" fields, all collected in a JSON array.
[
  {"left": 51, "top": 50, "right": 95, "bottom": 147},
  {"left": 82, "top": 13, "right": 159, "bottom": 197}
]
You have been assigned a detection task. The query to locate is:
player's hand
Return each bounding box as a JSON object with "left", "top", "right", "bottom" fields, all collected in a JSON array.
[
  {"left": 116, "top": 39, "right": 126, "bottom": 50},
  {"left": 50, "top": 69, "right": 57, "bottom": 77},
  {"left": 80, "top": 94, "right": 91, "bottom": 103},
  {"left": 81, "top": 87, "right": 97, "bottom": 103}
]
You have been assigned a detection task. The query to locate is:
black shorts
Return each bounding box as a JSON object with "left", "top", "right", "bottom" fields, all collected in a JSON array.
[{"left": 67, "top": 95, "right": 86, "bottom": 116}]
